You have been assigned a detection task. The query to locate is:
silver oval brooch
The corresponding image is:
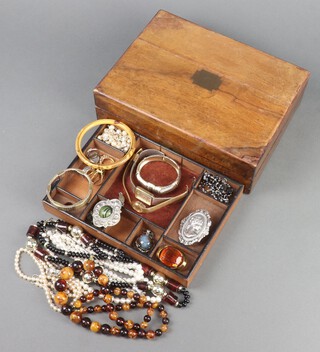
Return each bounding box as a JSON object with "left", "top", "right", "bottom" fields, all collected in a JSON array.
[{"left": 178, "top": 209, "right": 212, "bottom": 246}]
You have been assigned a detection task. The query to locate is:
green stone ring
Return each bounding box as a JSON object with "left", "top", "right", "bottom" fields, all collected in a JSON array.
[{"left": 92, "top": 196, "right": 124, "bottom": 228}]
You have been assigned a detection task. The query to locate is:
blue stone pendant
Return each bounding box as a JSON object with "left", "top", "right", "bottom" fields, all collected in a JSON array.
[{"left": 135, "top": 230, "right": 154, "bottom": 253}]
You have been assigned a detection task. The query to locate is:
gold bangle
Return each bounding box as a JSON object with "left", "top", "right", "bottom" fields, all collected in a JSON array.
[
  {"left": 75, "top": 119, "right": 136, "bottom": 170},
  {"left": 46, "top": 168, "right": 93, "bottom": 211}
]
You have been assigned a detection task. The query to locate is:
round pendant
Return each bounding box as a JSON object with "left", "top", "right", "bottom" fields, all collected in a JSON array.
[
  {"left": 135, "top": 229, "right": 154, "bottom": 253},
  {"left": 178, "top": 209, "right": 212, "bottom": 246},
  {"left": 92, "top": 199, "right": 123, "bottom": 228}
]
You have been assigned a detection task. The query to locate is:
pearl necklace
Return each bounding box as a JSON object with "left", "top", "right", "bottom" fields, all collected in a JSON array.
[
  {"left": 45, "top": 227, "right": 145, "bottom": 286},
  {"left": 14, "top": 247, "right": 92, "bottom": 312},
  {"left": 19, "top": 220, "right": 191, "bottom": 309}
]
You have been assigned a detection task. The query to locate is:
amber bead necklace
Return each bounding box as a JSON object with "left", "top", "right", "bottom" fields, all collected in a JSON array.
[
  {"left": 37, "top": 219, "right": 191, "bottom": 308},
  {"left": 54, "top": 259, "right": 170, "bottom": 339},
  {"left": 15, "top": 220, "right": 192, "bottom": 339}
]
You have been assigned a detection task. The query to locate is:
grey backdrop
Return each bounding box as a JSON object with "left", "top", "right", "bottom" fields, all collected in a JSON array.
[{"left": 2, "top": 1, "right": 320, "bottom": 351}]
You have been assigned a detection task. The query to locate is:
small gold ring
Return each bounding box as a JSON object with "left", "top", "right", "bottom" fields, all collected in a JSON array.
[
  {"left": 75, "top": 119, "right": 136, "bottom": 170},
  {"left": 99, "top": 154, "right": 115, "bottom": 165},
  {"left": 46, "top": 168, "right": 93, "bottom": 211},
  {"left": 85, "top": 167, "right": 104, "bottom": 186}
]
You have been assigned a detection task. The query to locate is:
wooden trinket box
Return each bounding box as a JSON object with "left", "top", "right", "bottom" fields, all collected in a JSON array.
[{"left": 43, "top": 10, "right": 309, "bottom": 286}]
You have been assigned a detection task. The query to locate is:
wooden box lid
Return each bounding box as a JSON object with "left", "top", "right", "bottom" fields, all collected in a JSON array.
[{"left": 94, "top": 10, "right": 310, "bottom": 193}]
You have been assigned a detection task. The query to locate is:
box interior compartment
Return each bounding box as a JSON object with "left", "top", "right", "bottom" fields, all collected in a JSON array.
[{"left": 43, "top": 126, "right": 243, "bottom": 286}]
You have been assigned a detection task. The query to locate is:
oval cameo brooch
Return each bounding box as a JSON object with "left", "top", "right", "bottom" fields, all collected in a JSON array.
[{"left": 178, "top": 209, "right": 212, "bottom": 246}]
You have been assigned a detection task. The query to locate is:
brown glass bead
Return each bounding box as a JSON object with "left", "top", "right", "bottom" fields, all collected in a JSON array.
[
  {"left": 122, "top": 303, "right": 130, "bottom": 311},
  {"left": 124, "top": 320, "right": 134, "bottom": 330},
  {"left": 128, "top": 329, "right": 138, "bottom": 339},
  {"left": 54, "top": 292, "right": 68, "bottom": 306},
  {"left": 83, "top": 259, "right": 95, "bottom": 272},
  {"left": 162, "top": 317, "right": 169, "bottom": 325},
  {"left": 86, "top": 293, "right": 94, "bottom": 301},
  {"left": 54, "top": 279, "right": 67, "bottom": 292},
  {"left": 71, "top": 261, "right": 83, "bottom": 273},
  {"left": 155, "top": 329, "right": 162, "bottom": 336},
  {"left": 120, "top": 328, "right": 128, "bottom": 337},
  {"left": 60, "top": 267, "right": 74, "bottom": 280},
  {"left": 81, "top": 317, "right": 91, "bottom": 329},
  {"left": 115, "top": 304, "right": 122, "bottom": 311},
  {"left": 90, "top": 321, "right": 101, "bottom": 333},
  {"left": 74, "top": 300, "right": 82, "bottom": 309},
  {"left": 106, "top": 303, "right": 114, "bottom": 312},
  {"left": 133, "top": 323, "right": 140, "bottom": 331},
  {"left": 97, "top": 274, "right": 109, "bottom": 286},
  {"left": 101, "top": 324, "right": 111, "bottom": 335},
  {"left": 144, "top": 301, "right": 152, "bottom": 308},
  {"left": 160, "top": 311, "right": 168, "bottom": 318},
  {"left": 70, "top": 312, "right": 82, "bottom": 324},
  {"left": 121, "top": 289, "right": 127, "bottom": 296},
  {"left": 142, "top": 263, "right": 154, "bottom": 276},
  {"left": 160, "top": 324, "right": 168, "bottom": 332},
  {"left": 103, "top": 294, "right": 113, "bottom": 304},
  {"left": 138, "top": 329, "right": 146, "bottom": 338},
  {"left": 116, "top": 317, "right": 125, "bottom": 327},
  {"left": 80, "top": 295, "right": 87, "bottom": 303},
  {"left": 111, "top": 327, "right": 120, "bottom": 336},
  {"left": 130, "top": 302, "right": 137, "bottom": 309},
  {"left": 34, "top": 247, "right": 49, "bottom": 261},
  {"left": 93, "top": 266, "right": 103, "bottom": 277},
  {"left": 158, "top": 304, "right": 165, "bottom": 312},
  {"left": 144, "top": 315, "right": 151, "bottom": 322},
  {"left": 80, "top": 233, "right": 94, "bottom": 246},
  {"left": 87, "top": 306, "right": 94, "bottom": 313},
  {"left": 137, "top": 282, "right": 148, "bottom": 291},
  {"left": 61, "top": 305, "right": 73, "bottom": 316},
  {"left": 113, "top": 287, "right": 121, "bottom": 296},
  {"left": 101, "top": 287, "right": 110, "bottom": 294},
  {"left": 133, "top": 293, "right": 140, "bottom": 301},
  {"left": 157, "top": 246, "right": 185, "bottom": 269},
  {"left": 26, "top": 225, "right": 40, "bottom": 238},
  {"left": 94, "top": 305, "right": 102, "bottom": 313},
  {"left": 93, "top": 289, "right": 100, "bottom": 297},
  {"left": 56, "top": 220, "right": 68, "bottom": 232},
  {"left": 147, "top": 308, "right": 154, "bottom": 316},
  {"left": 163, "top": 292, "right": 178, "bottom": 306},
  {"left": 166, "top": 279, "right": 181, "bottom": 292},
  {"left": 127, "top": 291, "right": 134, "bottom": 299},
  {"left": 140, "top": 321, "right": 148, "bottom": 329},
  {"left": 109, "top": 311, "right": 118, "bottom": 320},
  {"left": 146, "top": 330, "right": 155, "bottom": 340}
]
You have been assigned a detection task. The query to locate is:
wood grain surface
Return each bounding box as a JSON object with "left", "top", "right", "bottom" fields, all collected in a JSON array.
[{"left": 94, "top": 10, "right": 309, "bottom": 192}]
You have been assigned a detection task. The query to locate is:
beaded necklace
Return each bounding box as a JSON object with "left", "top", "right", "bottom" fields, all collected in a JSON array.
[{"left": 15, "top": 219, "right": 191, "bottom": 339}]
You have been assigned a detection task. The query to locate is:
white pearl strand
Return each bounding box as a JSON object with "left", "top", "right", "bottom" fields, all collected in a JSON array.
[
  {"left": 14, "top": 247, "right": 92, "bottom": 312},
  {"left": 48, "top": 229, "right": 145, "bottom": 285},
  {"left": 46, "top": 228, "right": 162, "bottom": 304}
]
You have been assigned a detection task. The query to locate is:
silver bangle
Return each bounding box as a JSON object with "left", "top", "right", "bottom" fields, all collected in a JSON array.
[
  {"left": 135, "top": 155, "right": 181, "bottom": 194},
  {"left": 46, "top": 168, "right": 93, "bottom": 211}
]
